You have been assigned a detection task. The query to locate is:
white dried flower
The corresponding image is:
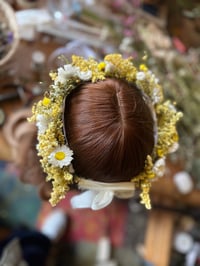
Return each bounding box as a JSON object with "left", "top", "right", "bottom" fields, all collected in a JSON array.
[
  {"left": 36, "top": 114, "right": 49, "bottom": 134},
  {"left": 168, "top": 142, "right": 179, "bottom": 153},
  {"left": 55, "top": 64, "right": 79, "bottom": 84},
  {"left": 136, "top": 71, "right": 146, "bottom": 80},
  {"left": 78, "top": 70, "right": 92, "bottom": 80},
  {"left": 105, "top": 61, "right": 115, "bottom": 73},
  {"left": 153, "top": 158, "right": 166, "bottom": 177}
]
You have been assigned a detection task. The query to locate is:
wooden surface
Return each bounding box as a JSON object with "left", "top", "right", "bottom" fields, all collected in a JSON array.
[{"left": 144, "top": 210, "right": 176, "bottom": 266}]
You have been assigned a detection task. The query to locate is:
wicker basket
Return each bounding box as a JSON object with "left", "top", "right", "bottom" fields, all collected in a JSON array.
[{"left": 0, "top": 0, "right": 19, "bottom": 66}]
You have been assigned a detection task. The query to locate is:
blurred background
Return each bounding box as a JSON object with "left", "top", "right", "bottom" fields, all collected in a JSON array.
[{"left": 0, "top": 0, "right": 200, "bottom": 265}]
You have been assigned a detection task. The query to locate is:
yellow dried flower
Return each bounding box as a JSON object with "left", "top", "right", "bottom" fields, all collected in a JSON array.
[
  {"left": 42, "top": 97, "right": 51, "bottom": 106},
  {"left": 140, "top": 64, "right": 148, "bottom": 72},
  {"left": 49, "top": 72, "right": 57, "bottom": 81}
]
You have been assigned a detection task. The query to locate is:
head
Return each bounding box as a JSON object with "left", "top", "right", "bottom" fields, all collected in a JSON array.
[
  {"left": 64, "top": 78, "right": 155, "bottom": 183},
  {"left": 30, "top": 54, "right": 182, "bottom": 209}
]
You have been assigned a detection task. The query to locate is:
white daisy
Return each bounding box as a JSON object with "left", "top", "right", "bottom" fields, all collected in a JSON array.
[
  {"left": 136, "top": 71, "right": 146, "bottom": 81},
  {"left": 48, "top": 145, "right": 73, "bottom": 168},
  {"left": 78, "top": 70, "right": 92, "bottom": 81},
  {"left": 36, "top": 114, "right": 49, "bottom": 134}
]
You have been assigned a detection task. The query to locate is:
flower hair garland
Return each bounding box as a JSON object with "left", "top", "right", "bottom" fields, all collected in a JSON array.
[{"left": 29, "top": 54, "right": 182, "bottom": 210}]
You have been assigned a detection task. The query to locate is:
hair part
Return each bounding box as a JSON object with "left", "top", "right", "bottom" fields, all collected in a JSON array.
[{"left": 64, "top": 78, "right": 155, "bottom": 182}]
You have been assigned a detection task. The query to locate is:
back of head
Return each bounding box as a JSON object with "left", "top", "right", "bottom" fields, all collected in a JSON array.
[
  {"left": 30, "top": 54, "right": 182, "bottom": 209},
  {"left": 64, "top": 78, "right": 155, "bottom": 182}
]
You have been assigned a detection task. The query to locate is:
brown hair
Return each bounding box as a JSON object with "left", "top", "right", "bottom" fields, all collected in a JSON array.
[{"left": 64, "top": 78, "right": 155, "bottom": 182}]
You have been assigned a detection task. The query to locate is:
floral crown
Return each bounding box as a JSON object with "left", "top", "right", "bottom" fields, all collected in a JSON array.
[{"left": 29, "top": 54, "right": 182, "bottom": 210}]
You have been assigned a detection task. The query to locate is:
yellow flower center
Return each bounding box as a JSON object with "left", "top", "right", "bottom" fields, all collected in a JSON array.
[
  {"left": 98, "top": 62, "right": 106, "bottom": 71},
  {"left": 42, "top": 97, "right": 51, "bottom": 106},
  {"left": 55, "top": 151, "right": 66, "bottom": 160},
  {"left": 139, "top": 64, "right": 148, "bottom": 72}
]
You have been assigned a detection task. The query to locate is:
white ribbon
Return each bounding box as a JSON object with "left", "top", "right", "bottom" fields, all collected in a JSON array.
[
  {"left": 71, "top": 190, "right": 114, "bottom": 210},
  {"left": 70, "top": 178, "right": 135, "bottom": 210}
]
